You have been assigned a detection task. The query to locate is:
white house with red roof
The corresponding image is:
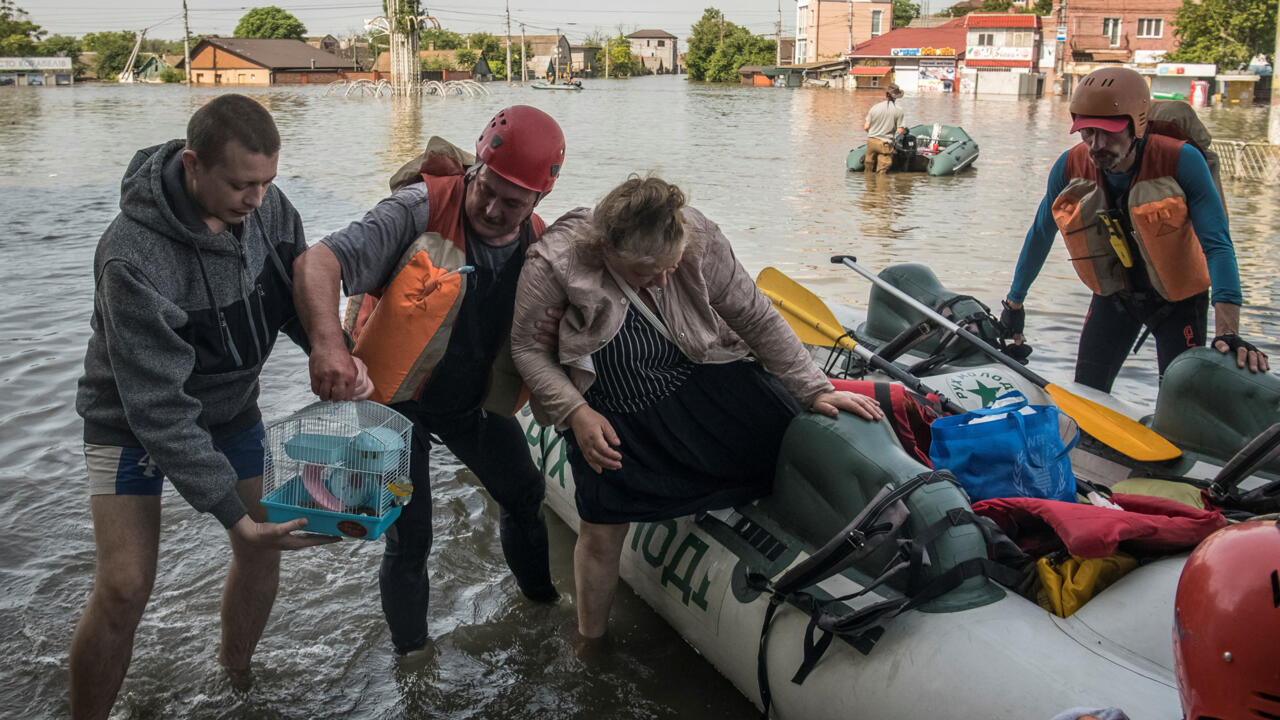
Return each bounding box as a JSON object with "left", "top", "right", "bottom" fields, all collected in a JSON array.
[
  {"left": 962, "top": 12, "right": 1043, "bottom": 95},
  {"left": 963, "top": 13, "right": 1041, "bottom": 73},
  {"left": 847, "top": 19, "right": 968, "bottom": 94}
]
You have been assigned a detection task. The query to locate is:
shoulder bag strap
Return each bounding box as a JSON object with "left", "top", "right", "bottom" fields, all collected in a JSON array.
[{"left": 605, "top": 263, "right": 678, "bottom": 345}]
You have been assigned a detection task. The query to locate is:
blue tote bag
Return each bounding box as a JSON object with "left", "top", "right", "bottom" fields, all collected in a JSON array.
[{"left": 929, "top": 391, "right": 1079, "bottom": 503}]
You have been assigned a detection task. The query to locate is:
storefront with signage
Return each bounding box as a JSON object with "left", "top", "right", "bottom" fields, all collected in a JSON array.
[
  {"left": 0, "top": 57, "right": 74, "bottom": 87},
  {"left": 888, "top": 47, "right": 957, "bottom": 93},
  {"left": 1150, "top": 62, "right": 1216, "bottom": 103}
]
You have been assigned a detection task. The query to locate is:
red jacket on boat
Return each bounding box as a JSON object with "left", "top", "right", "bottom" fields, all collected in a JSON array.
[{"left": 973, "top": 494, "right": 1227, "bottom": 559}]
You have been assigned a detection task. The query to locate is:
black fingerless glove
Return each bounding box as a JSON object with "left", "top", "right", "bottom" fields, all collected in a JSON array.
[
  {"left": 1212, "top": 333, "right": 1260, "bottom": 354},
  {"left": 1000, "top": 299, "right": 1025, "bottom": 338}
]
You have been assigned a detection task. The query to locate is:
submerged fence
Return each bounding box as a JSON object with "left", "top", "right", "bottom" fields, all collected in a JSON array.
[{"left": 1215, "top": 140, "right": 1280, "bottom": 183}]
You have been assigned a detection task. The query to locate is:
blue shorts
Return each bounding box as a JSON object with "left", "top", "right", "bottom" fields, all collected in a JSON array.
[{"left": 84, "top": 421, "right": 266, "bottom": 496}]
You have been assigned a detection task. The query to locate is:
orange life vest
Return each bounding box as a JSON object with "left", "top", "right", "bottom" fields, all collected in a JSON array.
[
  {"left": 1050, "top": 133, "right": 1210, "bottom": 302},
  {"left": 343, "top": 137, "right": 545, "bottom": 411}
]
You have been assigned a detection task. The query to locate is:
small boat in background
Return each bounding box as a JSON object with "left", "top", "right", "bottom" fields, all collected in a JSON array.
[
  {"left": 531, "top": 79, "right": 583, "bottom": 91},
  {"left": 848, "top": 123, "right": 979, "bottom": 176}
]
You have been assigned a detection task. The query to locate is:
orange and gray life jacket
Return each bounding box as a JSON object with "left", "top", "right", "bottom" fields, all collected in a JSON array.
[
  {"left": 342, "top": 137, "right": 545, "bottom": 412},
  {"left": 1050, "top": 132, "right": 1210, "bottom": 302}
]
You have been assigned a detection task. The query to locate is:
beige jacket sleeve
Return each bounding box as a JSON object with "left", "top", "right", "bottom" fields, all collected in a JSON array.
[
  {"left": 511, "top": 225, "right": 587, "bottom": 429},
  {"left": 693, "top": 212, "right": 832, "bottom": 405}
]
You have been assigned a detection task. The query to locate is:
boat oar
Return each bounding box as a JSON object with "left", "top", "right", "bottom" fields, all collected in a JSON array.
[
  {"left": 831, "top": 255, "right": 1182, "bottom": 463},
  {"left": 756, "top": 267, "right": 965, "bottom": 415}
]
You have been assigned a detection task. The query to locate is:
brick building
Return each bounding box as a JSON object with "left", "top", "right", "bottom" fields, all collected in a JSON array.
[
  {"left": 1062, "top": 0, "right": 1181, "bottom": 92},
  {"left": 179, "top": 37, "right": 349, "bottom": 85}
]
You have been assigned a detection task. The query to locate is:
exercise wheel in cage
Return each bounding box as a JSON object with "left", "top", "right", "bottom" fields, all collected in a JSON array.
[{"left": 260, "top": 400, "right": 413, "bottom": 540}]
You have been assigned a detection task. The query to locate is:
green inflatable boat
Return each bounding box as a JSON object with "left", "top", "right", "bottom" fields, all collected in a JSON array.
[
  {"left": 518, "top": 262, "right": 1277, "bottom": 718},
  {"left": 847, "top": 124, "right": 979, "bottom": 176}
]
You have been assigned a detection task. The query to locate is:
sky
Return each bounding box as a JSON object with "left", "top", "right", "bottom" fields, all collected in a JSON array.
[{"left": 23, "top": 0, "right": 798, "bottom": 45}]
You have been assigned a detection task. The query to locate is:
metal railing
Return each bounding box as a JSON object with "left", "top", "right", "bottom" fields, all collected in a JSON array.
[{"left": 1215, "top": 140, "right": 1280, "bottom": 183}]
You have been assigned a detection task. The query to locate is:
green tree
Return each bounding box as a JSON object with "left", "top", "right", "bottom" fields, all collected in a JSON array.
[
  {"left": 38, "top": 33, "right": 86, "bottom": 76},
  {"left": 233, "top": 6, "right": 307, "bottom": 40},
  {"left": 1033, "top": 0, "right": 1054, "bottom": 15},
  {"left": 454, "top": 47, "right": 477, "bottom": 68},
  {"left": 0, "top": 0, "right": 44, "bottom": 56},
  {"left": 420, "top": 27, "right": 463, "bottom": 50},
  {"left": 944, "top": 0, "right": 1013, "bottom": 17},
  {"left": 687, "top": 8, "right": 776, "bottom": 82},
  {"left": 597, "top": 34, "right": 643, "bottom": 77},
  {"left": 893, "top": 0, "right": 921, "bottom": 28},
  {"left": 467, "top": 33, "right": 527, "bottom": 79},
  {"left": 703, "top": 25, "right": 775, "bottom": 82},
  {"left": 1164, "top": 0, "right": 1277, "bottom": 68},
  {"left": 686, "top": 8, "right": 730, "bottom": 81},
  {"left": 82, "top": 30, "right": 139, "bottom": 80}
]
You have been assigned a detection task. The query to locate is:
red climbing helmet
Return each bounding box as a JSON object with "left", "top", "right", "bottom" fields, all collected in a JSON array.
[
  {"left": 1172, "top": 519, "right": 1280, "bottom": 720},
  {"left": 475, "top": 105, "right": 565, "bottom": 194}
]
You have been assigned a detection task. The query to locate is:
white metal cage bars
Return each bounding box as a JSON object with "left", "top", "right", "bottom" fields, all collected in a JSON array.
[{"left": 262, "top": 401, "right": 414, "bottom": 517}]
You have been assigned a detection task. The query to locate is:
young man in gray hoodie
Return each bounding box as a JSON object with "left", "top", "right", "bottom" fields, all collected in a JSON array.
[{"left": 69, "top": 94, "right": 365, "bottom": 720}]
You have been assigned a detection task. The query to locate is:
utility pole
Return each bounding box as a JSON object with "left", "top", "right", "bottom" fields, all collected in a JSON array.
[
  {"left": 605, "top": 36, "right": 610, "bottom": 78},
  {"left": 1055, "top": 0, "right": 1066, "bottom": 95},
  {"left": 555, "top": 26, "right": 560, "bottom": 81},
  {"left": 182, "top": 0, "right": 191, "bottom": 86},
  {"left": 848, "top": 0, "right": 854, "bottom": 55},
  {"left": 521, "top": 23, "right": 527, "bottom": 82},
  {"left": 505, "top": 0, "right": 513, "bottom": 84},
  {"left": 776, "top": 0, "right": 782, "bottom": 65}
]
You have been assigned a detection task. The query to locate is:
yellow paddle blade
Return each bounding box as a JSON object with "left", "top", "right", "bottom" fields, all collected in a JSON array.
[
  {"left": 756, "top": 267, "right": 851, "bottom": 348},
  {"left": 1045, "top": 383, "right": 1182, "bottom": 462}
]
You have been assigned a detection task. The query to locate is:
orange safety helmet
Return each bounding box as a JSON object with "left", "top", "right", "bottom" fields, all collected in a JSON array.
[
  {"left": 1172, "top": 519, "right": 1280, "bottom": 720},
  {"left": 1069, "top": 67, "right": 1151, "bottom": 138},
  {"left": 475, "top": 105, "right": 565, "bottom": 194}
]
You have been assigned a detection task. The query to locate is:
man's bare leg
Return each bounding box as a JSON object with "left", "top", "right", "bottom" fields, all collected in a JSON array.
[
  {"left": 219, "top": 475, "right": 281, "bottom": 676},
  {"left": 69, "top": 494, "right": 162, "bottom": 720}
]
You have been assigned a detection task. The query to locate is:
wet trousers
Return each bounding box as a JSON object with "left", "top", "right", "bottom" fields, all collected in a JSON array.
[
  {"left": 1074, "top": 291, "right": 1208, "bottom": 393},
  {"left": 380, "top": 407, "right": 554, "bottom": 654},
  {"left": 866, "top": 138, "right": 895, "bottom": 174}
]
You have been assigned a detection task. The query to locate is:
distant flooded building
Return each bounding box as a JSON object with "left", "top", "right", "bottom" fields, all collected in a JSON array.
[
  {"left": 372, "top": 49, "right": 488, "bottom": 82},
  {"left": 523, "top": 35, "right": 572, "bottom": 79},
  {"left": 848, "top": 20, "right": 967, "bottom": 93},
  {"left": 569, "top": 45, "right": 600, "bottom": 77},
  {"left": 1061, "top": 0, "right": 1181, "bottom": 94},
  {"left": 179, "top": 37, "right": 348, "bottom": 85},
  {"left": 0, "top": 56, "right": 73, "bottom": 86},
  {"left": 962, "top": 13, "right": 1043, "bottom": 96},
  {"left": 627, "top": 29, "right": 680, "bottom": 74},
  {"left": 795, "top": 0, "right": 894, "bottom": 63}
]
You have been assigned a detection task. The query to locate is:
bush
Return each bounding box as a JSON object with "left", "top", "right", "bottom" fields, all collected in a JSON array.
[{"left": 159, "top": 67, "right": 184, "bottom": 83}]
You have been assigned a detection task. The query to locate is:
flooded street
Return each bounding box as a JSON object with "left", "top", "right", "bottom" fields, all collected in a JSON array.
[{"left": 1, "top": 75, "right": 1276, "bottom": 718}]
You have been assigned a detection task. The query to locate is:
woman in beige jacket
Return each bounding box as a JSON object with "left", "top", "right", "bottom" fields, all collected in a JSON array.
[{"left": 511, "top": 176, "right": 882, "bottom": 641}]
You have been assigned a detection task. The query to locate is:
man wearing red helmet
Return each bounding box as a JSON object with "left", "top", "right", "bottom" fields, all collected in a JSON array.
[
  {"left": 1004, "top": 67, "right": 1268, "bottom": 392},
  {"left": 293, "top": 106, "right": 564, "bottom": 655}
]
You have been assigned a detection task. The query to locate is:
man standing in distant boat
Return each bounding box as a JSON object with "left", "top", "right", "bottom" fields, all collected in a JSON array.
[
  {"left": 293, "top": 105, "right": 563, "bottom": 658},
  {"left": 863, "top": 83, "right": 905, "bottom": 175},
  {"left": 1004, "top": 66, "right": 1268, "bottom": 391},
  {"left": 70, "top": 94, "right": 359, "bottom": 720}
]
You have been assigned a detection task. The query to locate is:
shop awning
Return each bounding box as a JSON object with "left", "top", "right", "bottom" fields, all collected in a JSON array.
[{"left": 849, "top": 66, "right": 893, "bottom": 76}]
